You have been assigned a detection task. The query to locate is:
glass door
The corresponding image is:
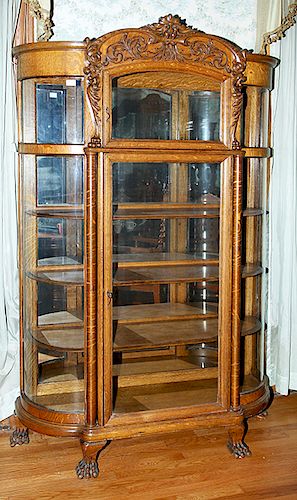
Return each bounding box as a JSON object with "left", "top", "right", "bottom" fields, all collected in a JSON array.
[{"left": 105, "top": 157, "right": 224, "bottom": 415}]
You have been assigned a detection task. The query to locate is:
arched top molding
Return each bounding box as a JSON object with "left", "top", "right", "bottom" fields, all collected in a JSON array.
[{"left": 85, "top": 14, "right": 247, "bottom": 149}]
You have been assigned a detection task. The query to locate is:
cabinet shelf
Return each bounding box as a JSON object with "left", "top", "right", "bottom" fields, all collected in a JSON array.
[
  {"left": 27, "top": 262, "right": 262, "bottom": 287},
  {"left": 30, "top": 314, "right": 261, "bottom": 354},
  {"left": 243, "top": 208, "right": 263, "bottom": 217},
  {"left": 114, "top": 252, "right": 219, "bottom": 267},
  {"left": 242, "top": 264, "right": 263, "bottom": 278},
  {"left": 38, "top": 311, "right": 83, "bottom": 327},
  {"left": 27, "top": 270, "right": 84, "bottom": 286},
  {"left": 26, "top": 207, "right": 84, "bottom": 218},
  {"left": 114, "top": 203, "right": 220, "bottom": 220},
  {"left": 32, "top": 327, "right": 84, "bottom": 352},
  {"left": 113, "top": 358, "right": 218, "bottom": 388},
  {"left": 113, "top": 302, "right": 218, "bottom": 324},
  {"left": 38, "top": 256, "right": 83, "bottom": 268},
  {"left": 113, "top": 316, "right": 262, "bottom": 352},
  {"left": 113, "top": 263, "right": 263, "bottom": 286},
  {"left": 113, "top": 265, "right": 219, "bottom": 286}
]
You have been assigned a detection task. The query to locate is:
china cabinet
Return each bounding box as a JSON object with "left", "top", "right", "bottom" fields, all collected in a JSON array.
[{"left": 12, "top": 15, "right": 278, "bottom": 478}]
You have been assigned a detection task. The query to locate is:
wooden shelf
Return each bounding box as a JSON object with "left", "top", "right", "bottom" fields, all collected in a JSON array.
[
  {"left": 114, "top": 265, "right": 219, "bottom": 286},
  {"left": 242, "top": 264, "right": 263, "bottom": 278},
  {"left": 27, "top": 270, "right": 84, "bottom": 286},
  {"left": 38, "top": 311, "right": 83, "bottom": 327},
  {"left": 113, "top": 316, "right": 262, "bottom": 352},
  {"left": 113, "top": 302, "right": 218, "bottom": 324},
  {"left": 241, "top": 316, "right": 262, "bottom": 336},
  {"left": 27, "top": 262, "right": 260, "bottom": 287},
  {"left": 114, "top": 252, "right": 219, "bottom": 267},
  {"left": 243, "top": 208, "right": 263, "bottom": 217},
  {"left": 38, "top": 256, "right": 83, "bottom": 267},
  {"left": 113, "top": 358, "right": 218, "bottom": 387},
  {"left": 30, "top": 309, "right": 261, "bottom": 354},
  {"left": 114, "top": 204, "right": 220, "bottom": 219},
  {"left": 32, "top": 327, "right": 84, "bottom": 352},
  {"left": 26, "top": 207, "right": 83, "bottom": 218},
  {"left": 114, "top": 263, "right": 262, "bottom": 286}
]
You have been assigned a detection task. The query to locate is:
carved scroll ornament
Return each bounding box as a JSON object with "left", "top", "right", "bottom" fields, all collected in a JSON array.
[{"left": 85, "top": 14, "right": 246, "bottom": 149}]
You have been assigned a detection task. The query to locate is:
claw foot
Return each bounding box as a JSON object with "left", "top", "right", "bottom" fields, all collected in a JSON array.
[
  {"left": 227, "top": 439, "right": 251, "bottom": 458},
  {"left": 10, "top": 427, "right": 29, "bottom": 447},
  {"left": 76, "top": 458, "right": 99, "bottom": 479}
]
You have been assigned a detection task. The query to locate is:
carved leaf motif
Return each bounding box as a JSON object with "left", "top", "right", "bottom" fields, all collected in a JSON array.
[{"left": 144, "top": 14, "right": 200, "bottom": 39}]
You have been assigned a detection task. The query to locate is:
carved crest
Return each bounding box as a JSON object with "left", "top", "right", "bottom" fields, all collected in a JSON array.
[{"left": 85, "top": 14, "right": 246, "bottom": 149}]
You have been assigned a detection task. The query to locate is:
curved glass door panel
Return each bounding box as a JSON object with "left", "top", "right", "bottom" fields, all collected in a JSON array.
[
  {"left": 111, "top": 74, "right": 220, "bottom": 142},
  {"left": 110, "top": 161, "right": 221, "bottom": 414}
]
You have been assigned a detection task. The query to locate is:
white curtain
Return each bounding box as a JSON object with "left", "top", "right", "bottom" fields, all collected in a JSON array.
[
  {"left": 267, "top": 20, "right": 297, "bottom": 393},
  {"left": 0, "top": 0, "right": 21, "bottom": 420}
]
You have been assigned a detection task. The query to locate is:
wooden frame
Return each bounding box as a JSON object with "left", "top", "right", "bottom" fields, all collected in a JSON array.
[{"left": 12, "top": 14, "right": 279, "bottom": 478}]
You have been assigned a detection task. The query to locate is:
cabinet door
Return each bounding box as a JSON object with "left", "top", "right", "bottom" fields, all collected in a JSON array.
[{"left": 102, "top": 152, "right": 235, "bottom": 419}]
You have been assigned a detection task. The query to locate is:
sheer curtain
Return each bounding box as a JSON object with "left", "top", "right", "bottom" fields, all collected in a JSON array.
[
  {"left": 267, "top": 19, "right": 297, "bottom": 394},
  {"left": 0, "top": 0, "right": 21, "bottom": 420}
]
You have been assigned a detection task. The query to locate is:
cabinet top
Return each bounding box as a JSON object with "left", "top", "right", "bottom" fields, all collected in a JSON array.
[{"left": 13, "top": 14, "right": 278, "bottom": 89}]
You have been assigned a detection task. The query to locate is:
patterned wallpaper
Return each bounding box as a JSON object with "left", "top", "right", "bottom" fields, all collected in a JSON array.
[{"left": 52, "top": 0, "right": 257, "bottom": 50}]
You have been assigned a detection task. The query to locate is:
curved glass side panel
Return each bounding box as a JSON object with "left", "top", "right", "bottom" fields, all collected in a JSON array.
[
  {"left": 37, "top": 156, "right": 83, "bottom": 206},
  {"left": 22, "top": 78, "right": 84, "bottom": 144},
  {"left": 21, "top": 154, "right": 85, "bottom": 413}
]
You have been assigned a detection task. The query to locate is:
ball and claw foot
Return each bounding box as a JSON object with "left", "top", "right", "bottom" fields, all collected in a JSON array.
[
  {"left": 76, "top": 459, "right": 99, "bottom": 479},
  {"left": 227, "top": 440, "right": 251, "bottom": 459},
  {"left": 10, "top": 428, "right": 29, "bottom": 447}
]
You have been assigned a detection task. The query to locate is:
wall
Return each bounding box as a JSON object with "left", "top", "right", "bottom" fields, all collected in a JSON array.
[{"left": 52, "top": 0, "right": 257, "bottom": 50}]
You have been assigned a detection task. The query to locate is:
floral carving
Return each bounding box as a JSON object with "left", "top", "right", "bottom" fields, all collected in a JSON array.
[
  {"left": 85, "top": 14, "right": 246, "bottom": 149},
  {"left": 145, "top": 13, "right": 199, "bottom": 40}
]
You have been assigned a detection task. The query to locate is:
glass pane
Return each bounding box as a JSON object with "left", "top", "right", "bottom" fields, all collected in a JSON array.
[
  {"left": 37, "top": 156, "right": 83, "bottom": 206},
  {"left": 112, "top": 74, "right": 220, "bottom": 141},
  {"left": 37, "top": 217, "right": 83, "bottom": 266},
  {"left": 112, "top": 88, "right": 171, "bottom": 139},
  {"left": 188, "top": 92, "right": 220, "bottom": 140},
  {"left": 22, "top": 152, "right": 85, "bottom": 413},
  {"left": 23, "top": 277, "right": 84, "bottom": 412},
  {"left": 113, "top": 162, "right": 220, "bottom": 204},
  {"left": 113, "top": 218, "right": 219, "bottom": 259},
  {"left": 111, "top": 161, "right": 221, "bottom": 413},
  {"left": 22, "top": 79, "right": 84, "bottom": 144}
]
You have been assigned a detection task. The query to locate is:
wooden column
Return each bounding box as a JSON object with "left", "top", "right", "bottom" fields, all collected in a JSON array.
[
  {"left": 84, "top": 150, "right": 98, "bottom": 426},
  {"left": 231, "top": 155, "right": 243, "bottom": 411}
]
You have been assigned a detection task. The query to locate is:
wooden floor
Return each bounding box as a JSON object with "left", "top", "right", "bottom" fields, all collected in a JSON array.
[{"left": 1, "top": 393, "right": 297, "bottom": 499}]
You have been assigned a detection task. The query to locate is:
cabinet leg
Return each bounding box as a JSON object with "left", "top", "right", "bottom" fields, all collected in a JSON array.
[
  {"left": 227, "top": 422, "right": 251, "bottom": 459},
  {"left": 9, "top": 414, "right": 30, "bottom": 447},
  {"left": 76, "top": 439, "right": 108, "bottom": 479},
  {"left": 256, "top": 410, "right": 268, "bottom": 420},
  {"left": 10, "top": 427, "right": 30, "bottom": 447}
]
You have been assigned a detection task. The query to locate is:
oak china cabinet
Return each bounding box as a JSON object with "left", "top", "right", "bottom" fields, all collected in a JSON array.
[{"left": 12, "top": 15, "right": 278, "bottom": 478}]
